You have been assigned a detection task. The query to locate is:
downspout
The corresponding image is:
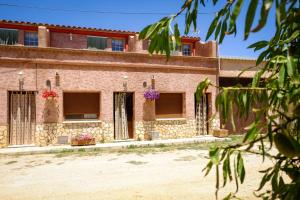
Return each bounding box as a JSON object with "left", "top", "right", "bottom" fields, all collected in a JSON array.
[
  {"left": 216, "top": 42, "right": 221, "bottom": 129},
  {"left": 35, "top": 63, "right": 38, "bottom": 93}
]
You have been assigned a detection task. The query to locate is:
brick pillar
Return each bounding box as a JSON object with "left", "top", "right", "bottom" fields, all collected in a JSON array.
[
  {"left": 195, "top": 41, "right": 218, "bottom": 57},
  {"left": 127, "top": 35, "right": 136, "bottom": 52},
  {"left": 106, "top": 38, "right": 112, "bottom": 51},
  {"left": 18, "top": 30, "right": 24, "bottom": 45},
  {"left": 38, "top": 26, "right": 49, "bottom": 47}
]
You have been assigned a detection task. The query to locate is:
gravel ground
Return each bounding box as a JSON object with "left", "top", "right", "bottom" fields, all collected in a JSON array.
[{"left": 0, "top": 149, "right": 271, "bottom": 200}]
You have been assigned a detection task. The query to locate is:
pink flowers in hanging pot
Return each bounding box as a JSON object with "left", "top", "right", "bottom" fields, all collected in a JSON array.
[
  {"left": 42, "top": 89, "right": 58, "bottom": 99},
  {"left": 144, "top": 89, "right": 160, "bottom": 101}
]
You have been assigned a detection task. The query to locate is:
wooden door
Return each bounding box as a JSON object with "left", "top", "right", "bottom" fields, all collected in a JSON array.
[{"left": 9, "top": 91, "right": 36, "bottom": 145}]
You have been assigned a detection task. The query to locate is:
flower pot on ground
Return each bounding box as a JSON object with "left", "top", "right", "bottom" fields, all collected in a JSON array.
[
  {"left": 71, "top": 133, "right": 96, "bottom": 146},
  {"left": 212, "top": 129, "right": 229, "bottom": 138}
]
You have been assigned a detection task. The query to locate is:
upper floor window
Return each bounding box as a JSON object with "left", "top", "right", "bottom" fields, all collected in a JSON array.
[
  {"left": 87, "top": 36, "right": 107, "bottom": 50},
  {"left": 0, "top": 28, "right": 18, "bottom": 45},
  {"left": 112, "top": 39, "right": 124, "bottom": 51},
  {"left": 24, "top": 32, "right": 38, "bottom": 46},
  {"left": 182, "top": 44, "right": 192, "bottom": 56}
]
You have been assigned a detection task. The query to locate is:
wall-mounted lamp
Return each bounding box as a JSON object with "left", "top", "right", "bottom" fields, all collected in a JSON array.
[
  {"left": 123, "top": 75, "right": 128, "bottom": 91},
  {"left": 46, "top": 80, "right": 51, "bottom": 90},
  {"left": 151, "top": 75, "right": 155, "bottom": 89},
  {"left": 18, "top": 71, "right": 24, "bottom": 91},
  {"left": 55, "top": 72, "right": 60, "bottom": 87},
  {"left": 143, "top": 81, "right": 147, "bottom": 88}
]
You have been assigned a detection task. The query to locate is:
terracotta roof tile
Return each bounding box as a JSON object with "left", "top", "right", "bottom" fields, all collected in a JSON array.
[{"left": 0, "top": 19, "right": 200, "bottom": 40}]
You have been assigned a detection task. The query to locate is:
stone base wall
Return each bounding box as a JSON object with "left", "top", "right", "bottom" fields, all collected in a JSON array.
[
  {"left": 0, "top": 125, "right": 8, "bottom": 148},
  {"left": 136, "top": 119, "right": 197, "bottom": 140},
  {"left": 1, "top": 119, "right": 217, "bottom": 148},
  {"left": 35, "top": 122, "right": 114, "bottom": 146}
]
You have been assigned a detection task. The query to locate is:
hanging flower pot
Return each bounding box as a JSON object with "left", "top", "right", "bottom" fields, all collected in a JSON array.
[
  {"left": 42, "top": 89, "right": 59, "bottom": 123},
  {"left": 144, "top": 89, "right": 160, "bottom": 101},
  {"left": 42, "top": 89, "right": 59, "bottom": 99}
]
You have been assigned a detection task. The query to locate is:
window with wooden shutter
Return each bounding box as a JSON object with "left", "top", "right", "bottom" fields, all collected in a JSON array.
[
  {"left": 87, "top": 36, "right": 107, "bottom": 50},
  {"left": 0, "top": 28, "right": 18, "bottom": 45},
  {"left": 63, "top": 92, "right": 100, "bottom": 120},
  {"left": 155, "top": 93, "right": 185, "bottom": 118}
]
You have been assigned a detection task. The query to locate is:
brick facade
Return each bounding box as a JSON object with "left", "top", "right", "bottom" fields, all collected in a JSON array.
[{"left": 0, "top": 20, "right": 253, "bottom": 148}]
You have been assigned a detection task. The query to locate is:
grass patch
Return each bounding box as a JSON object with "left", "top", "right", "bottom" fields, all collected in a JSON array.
[{"left": 50, "top": 135, "right": 244, "bottom": 158}]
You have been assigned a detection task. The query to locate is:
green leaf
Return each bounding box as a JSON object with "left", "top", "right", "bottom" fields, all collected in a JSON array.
[
  {"left": 280, "top": 30, "right": 300, "bottom": 44},
  {"left": 244, "top": 0, "right": 259, "bottom": 40},
  {"left": 174, "top": 23, "right": 181, "bottom": 46},
  {"left": 248, "top": 40, "right": 269, "bottom": 51},
  {"left": 206, "top": 16, "right": 219, "bottom": 41},
  {"left": 222, "top": 156, "right": 229, "bottom": 186},
  {"left": 219, "top": 19, "right": 227, "bottom": 44},
  {"left": 237, "top": 152, "right": 245, "bottom": 183},
  {"left": 278, "top": 65, "right": 286, "bottom": 87},
  {"left": 243, "top": 121, "right": 259, "bottom": 142},
  {"left": 286, "top": 56, "right": 295, "bottom": 77},
  {"left": 209, "top": 146, "right": 220, "bottom": 164},
  {"left": 252, "top": 0, "right": 273, "bottom": 32},
  {"left": 229, "top": 0, "right": 243, "bottom": 32},
  {"left": 203, "top": 160, "right": 213, "bottom": 176},
  {"left": 257, "top": 170, "right": 273, "bottom": 191},
  {"left": 256, "top": 49, "right": 269, "bottom": 66},
  {"left": 214, "top": 22, "right": 222, "bottom": 40},
  {"left": 195, "top": 78, "right": 211, "bottom": 102}
]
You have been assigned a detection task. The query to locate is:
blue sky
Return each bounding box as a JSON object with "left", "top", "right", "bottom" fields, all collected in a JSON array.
[{"left": 0, "top": 0, "right": 275, "bottom": 57}]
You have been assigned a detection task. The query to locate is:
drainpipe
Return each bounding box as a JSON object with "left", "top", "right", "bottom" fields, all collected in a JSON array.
[{"left": 216, "top": 42, "right": 221, "bottom": 129}]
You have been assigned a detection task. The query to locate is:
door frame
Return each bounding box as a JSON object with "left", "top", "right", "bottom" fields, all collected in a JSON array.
[
  {"left": 113, "top": 91, "right": 135, "bottom": 140},
  {"left": 8, "top": 90, "right": 36, "bottom": 145}
]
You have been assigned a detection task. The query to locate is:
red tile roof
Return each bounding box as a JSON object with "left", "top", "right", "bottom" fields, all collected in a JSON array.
[{"left": 0, "top": 19, "right": 200, "bottom": 41}]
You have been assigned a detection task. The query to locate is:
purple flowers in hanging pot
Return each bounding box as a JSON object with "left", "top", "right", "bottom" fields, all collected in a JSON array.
[{"left": 144, "top": 89, "right": 160, "bottom": 101}]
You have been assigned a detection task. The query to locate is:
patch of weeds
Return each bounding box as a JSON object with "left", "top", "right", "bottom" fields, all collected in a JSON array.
[
  {"left": 78, "top": 148, "right": 86, "bottom": 152},
  {"left": 174, "top": 155, "right": 197, "bottom": 162},
  {"left": 155, "top": 144, "right": 166, "bottom": 148},
  {"left": 127, "top": 145, "right": 137, "bottom": 149},
  {"left": 5, "top": 160, "right": 17, "bottom": 165},
  {"left": 126, "top": 160, "right": 148, "bottom": 165}
]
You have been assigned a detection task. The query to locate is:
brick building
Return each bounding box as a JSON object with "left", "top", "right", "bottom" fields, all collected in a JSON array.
[{"left": 0, "top": 20, "right": 257, "bottom": 147}]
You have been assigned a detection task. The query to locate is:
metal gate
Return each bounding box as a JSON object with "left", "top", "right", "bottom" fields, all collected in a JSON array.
[{"left": 9, "top": 91, "right": 36, "bottom": 145}]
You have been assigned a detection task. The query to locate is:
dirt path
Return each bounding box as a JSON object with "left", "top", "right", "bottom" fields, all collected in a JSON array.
[{"left": 0, "top": 150, "right": 271, "bottom": 200}]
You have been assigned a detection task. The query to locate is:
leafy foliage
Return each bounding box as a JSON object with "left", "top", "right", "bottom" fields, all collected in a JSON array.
[{"left": 140, "top": 0, "right": 300, "bottom": 199}]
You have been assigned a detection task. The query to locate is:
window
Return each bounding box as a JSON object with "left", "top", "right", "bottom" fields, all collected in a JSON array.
[
  {"left": 155, "top": 93, "right": 185, "bottom": 118},
  {"left": 0, "top": 28, "right": 18, "bottom": 45},
  {"left": 87, "top": 36, "right": 107, "bottom": 50},
  {"left": 182, "top": 44, "right": 192, "bottom": 56},
  {"left": 63, "top": 92, "right": 100, "bottom": 120},
  {"left": 112, "top": 39, "right": 124, "bottom": 51},
  {"left": 24, "top": 32, "right": 38, "bottom": 46}
]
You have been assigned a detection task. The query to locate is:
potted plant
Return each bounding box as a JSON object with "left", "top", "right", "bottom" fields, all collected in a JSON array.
[
  {"left": 42, "top": 89, "right": 58, "bottom": 100},
  {"left": 42, "top": 89, "right": 59, "bottom": 124},
  {"left": 144, "top": 89, "right": 160, "bottom": 101},
  {"left": 71, "top": 133, "right": 96, "bottom": 146}
]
